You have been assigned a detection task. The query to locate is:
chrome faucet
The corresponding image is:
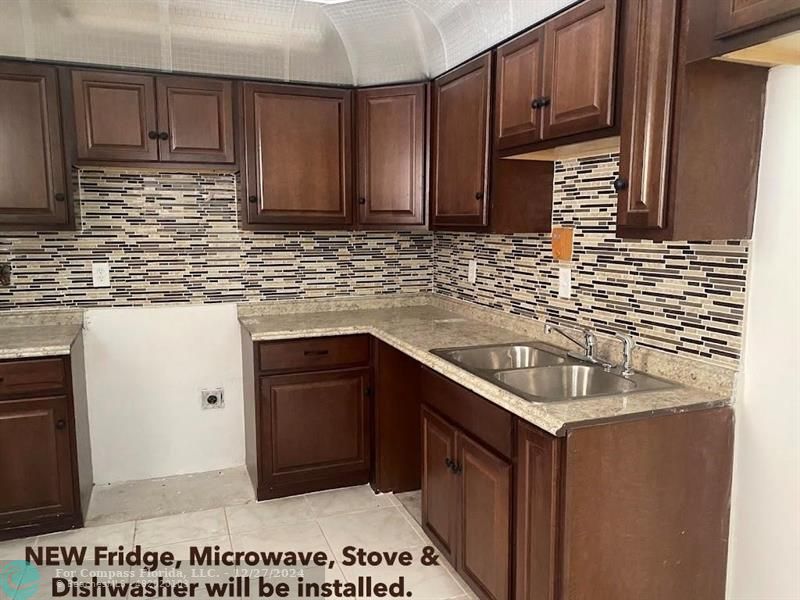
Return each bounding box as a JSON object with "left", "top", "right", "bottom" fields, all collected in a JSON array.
[
  {"left": 612, "top": 332, "right": 637, "bottom": 376},
  {"left": 544, "top": 322, "right": 612, "bottom": 368}
]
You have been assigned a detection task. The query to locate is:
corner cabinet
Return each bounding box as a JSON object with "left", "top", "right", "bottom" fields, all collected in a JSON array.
[
  {"left": 242, "top": 83, "right": 353, "bottom": 230},
  {"left": 355, "top": 84, "right": 427, "bottom": 229},
  {"left": 430, "top": 53, "right": 492, "bottom": 229},
  {"left": 615, "top": 0, "right": 768, "bottom": 240},
  {"left": 70, "top": 70, "right": 236, "bottom": 165},
  {"left": 0, "top": 62, "right": 71, "bottom": 230}
]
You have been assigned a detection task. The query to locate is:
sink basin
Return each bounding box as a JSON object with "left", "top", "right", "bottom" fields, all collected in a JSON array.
[
  {"left": 432, "top": 343, "right": 566, "bottom": 371},
  {"left": 493, "top": 365, "right": 672, "bottom": 402}
]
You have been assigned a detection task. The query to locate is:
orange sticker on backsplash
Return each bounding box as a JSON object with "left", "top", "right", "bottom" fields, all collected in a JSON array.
[{"left": 552, "top": 226, "right": 574, "bottom": 262}]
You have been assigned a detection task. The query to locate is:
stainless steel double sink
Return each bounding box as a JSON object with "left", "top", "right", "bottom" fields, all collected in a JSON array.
[{"left": 430, "top": 342, "right": 675, "bottom": 403}]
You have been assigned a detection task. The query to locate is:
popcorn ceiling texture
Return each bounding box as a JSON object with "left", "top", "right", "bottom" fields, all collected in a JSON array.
[
  {"left": 0, "top": 155, "right": 750, "bottom": 367},
  {"left": 434, "top": 154, "right": 749, "bottom": 367}
]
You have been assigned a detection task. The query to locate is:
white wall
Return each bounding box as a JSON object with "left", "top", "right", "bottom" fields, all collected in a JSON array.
[
  {"left": 83, "top": 303, "right": 245, "bottom": 484},
  {"left": 727, "top": 66, "right": 800, "bottom": 599}
]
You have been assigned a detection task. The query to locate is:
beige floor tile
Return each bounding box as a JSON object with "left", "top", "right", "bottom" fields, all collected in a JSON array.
[
  {"left": 36, "top": 521, "right": 135, "bottom": 555},
  {"left": 0, "top": 536, "right": 37, "bottom": 561},
  {"left": 142, "top": 534, "right": 231, "bottom": 560},
  {"left": 338, "top": 544, "right": 464, "bottom": 600},
  {"left": 134, "top": 508, "right": 228, "bottom": 548},
  {"left": 318, "top": 506, "right": 425, "bottom": 560},
  {"left": 225, "top": 495, "right": 313, "bottom": 534},
  {"left": 231, "top": 521, "right": 333, "bottom": 556},
  {"left": 395, "top": 490, "right": 422, "bottom": 524},
  {"left": 86, "top": 466, "right": 254, "bottom": 526},
  {"left": 305, "top": 484, "right": 395, "bottom": 518}
]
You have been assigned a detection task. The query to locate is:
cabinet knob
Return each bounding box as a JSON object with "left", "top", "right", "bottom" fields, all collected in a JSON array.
[
  {"left": 444, "top": 458, "right": 453, "bottom": 469},
  {"left": 55, "top": 419, "right": 66, "bottom": 430},
  {"left": 531, "top": 98, "right": 542, "bottom": 109},
  {"left": 475, "top": 191, "right": 484, "bottom": 201},
  {"left": 613, "top": 178, "right": 628, "bottom": 192},
  {"left": 158, "top": 131, "right": 169, "bottom": 141},
  {"left": 148, "top": 131, "right": 158, "bottom": 140},
  {"left": 539, "top": 96, "right": 551, "bottom": 107},
  {"left": 248, "top": 195, "right": 258, "bottom": 204},
  {"left": 358, "top": 197, "right": 366, "bottom": 205},
  {"left": 54, "top": 193, "right": 65, "bottom": 202}
]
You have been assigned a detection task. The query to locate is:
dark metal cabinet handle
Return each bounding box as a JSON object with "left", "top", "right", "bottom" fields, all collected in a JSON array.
[
  {"left": 303, "top": 349, "right": 329, "bottom": 357},
  {"left": 248, "top": 195, "right": 258, "bottom": 204},
  {"left": 539, "top": 96, "right": 551, "bottom": 107},
  {"left": 613, "top": 178, "right": 629, "bottom": 192},
  {"left": 453, "top": 463, "right": 462, "bottom": 474},
  {"left": 358, "top": 197, "right": 367, "bottom": 205},
  {"left": 531, "top": 98, "right": 542, "bottom": 109},
  {"left": 148, "top": 131, "right": 159, "bottom": 140},
  {"left": 475, "top": 191, "right": 484, "bottom": 201},
  {"left": 55, "top": 419, "right": 66, "bottom": 430},
  {"left": 158, "top": 131, "right": 169, "bottom": 141},
  {"left": 54, "top": 193, "right": 65, "bottom": 202},
  {"left": 444, "top": 458, "right": 454, "bottom": 470}
]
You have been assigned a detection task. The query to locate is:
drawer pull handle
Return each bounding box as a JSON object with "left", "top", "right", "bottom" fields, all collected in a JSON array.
[
  {"left": 303, "top": 349, "right": 329, "bottom": 357},
  {"left": 55, "top": 419, "right": 66, "bottom": 430}
]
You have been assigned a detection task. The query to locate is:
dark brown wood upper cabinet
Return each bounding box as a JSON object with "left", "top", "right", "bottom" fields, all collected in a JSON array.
[
  {"left": 243, "top": 83, "right": 353, "bottom": 229},
  {"left": 495, "top": 27, "right": 545, "bottom": 150},
  {"left": 715, "top": 0, "right": 800, "bottom": 37},
  {"left": 71, "top": 70, "right": 235, "bottom": 165},
  {"left": 0, "top": 62, "right": 70, "bottom": 230},
  {"left": 541, "top": 0, "right": 618, "bottom": 140},
  {"left": 156, "top": 76, "right": 235, "bottom": 163},
  {"left": 72, "top": 70, "right": 159, "bottom": 162},
  {"left": 430, "top": 53, "right": 492, "bottom": 229},
  {"left": 356, "top": 84, "right": 427, "bottom": 229},
  {"left": 617, "top": 0, "right": 767, "bottom": 240}
]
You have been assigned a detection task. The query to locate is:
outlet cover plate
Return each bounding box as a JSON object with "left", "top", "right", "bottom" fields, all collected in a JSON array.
[
  {"left": 201, "top": 389, "right": 225, "bottom": 409},
  {"left": 468, "top": 260, "right": 477, "bottom": 284},
  {"left": 558, "top": 267, "right": 572, "bottom": 299},
  {"left": 92, "top": 262, "right": 111, "bottom": 288}
]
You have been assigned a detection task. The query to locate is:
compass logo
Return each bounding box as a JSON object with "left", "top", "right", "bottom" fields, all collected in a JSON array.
[{"left": 0, "top": 561, "right": 40, "bottom": 600}]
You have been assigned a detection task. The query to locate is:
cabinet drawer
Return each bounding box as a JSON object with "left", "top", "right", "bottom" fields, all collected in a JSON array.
[
  {"left": 258, "top": 335, "right": 370, "bottom": 373},
  {"left": 420, "top": 367, "right": 514, "bottom": 459},
  {"left": 0, "top": 358, "right": 67, "bottom": 399}
]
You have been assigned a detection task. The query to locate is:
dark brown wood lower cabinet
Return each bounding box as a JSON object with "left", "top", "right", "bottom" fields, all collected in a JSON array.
[
  {"left": 422, "top": 406, "right": 512, "bottom": 600},
  {"left": 258, "top": 368, "right": 371, "bottom": 499},
  {"left": 0, "top": 396, "right": 76, "bottom": 529}
]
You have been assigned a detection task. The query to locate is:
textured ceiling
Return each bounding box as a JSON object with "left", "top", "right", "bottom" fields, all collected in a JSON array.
[{"left": 0, "top": 0, "right": 573, "bottom": 85}]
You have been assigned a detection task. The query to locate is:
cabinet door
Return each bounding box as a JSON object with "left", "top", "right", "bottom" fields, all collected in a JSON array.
[
  {"left": 72, "top": 70, "right": 158, "bottom": 161},
  {"left": 431, "top": 53, "right": 491, "bottom": 229},
  {"left": 0, "top": 397, "right": 75, "bottom": 527},
  {"left": 456, "top": 432, "right": 512, "bottom": 600},
  {"left": 244, "top": 84, "right": 353, "bottom": 228},
  {"left": 0, "top": 62, "right": 69, "bottom": 229},
  {"left": 716, "top": 0, "right": 800, "bottom": 37},
  {"left": 616, "top": 0, "right": 679, "bottom": 234},
  {"left": 541, "top": 0, "right": 618, "bottom": 140},
  {"left": 495, "top": 27, "right": 545, "bottom": 150},
  {"left": 156, "top": 76, "right": 235, "bottom": 163},
  {"left": 515, "top": 421, "right": 561, "bottom": 600},
  {"left": 421, "top": 407, "right": 459, "bottom": 562},
  {"left": 356, "top": 84, "right": 426, "bottom": 228},
  {"left": 260, "top": 368, "right": 370, "bottom": 497}
]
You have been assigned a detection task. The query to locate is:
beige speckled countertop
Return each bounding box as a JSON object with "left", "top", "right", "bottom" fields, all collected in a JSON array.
[
  {"left": 238, "top": 297, "right": 732, "bottom": 436},
  {"left": 0, "top": 310, "right": 84, "bottom": 359}
]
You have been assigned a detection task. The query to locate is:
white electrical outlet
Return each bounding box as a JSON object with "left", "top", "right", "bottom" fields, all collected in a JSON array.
[
  {"left": 558, "top": 267, "right": 572, "bottom": 299},
  {"left": 201, "top": 388, "right": 225, "bottom": 409},
  {"left": 92, "top": 262, "right": 111, "bottom": 288},
  {"left": 468, "top": 259, "right": 477, "bottom": 284}
]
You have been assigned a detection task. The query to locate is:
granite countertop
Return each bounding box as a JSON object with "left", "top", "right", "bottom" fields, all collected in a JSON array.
[
  {"left": 238, "top": 300, "right": 731, "bottom": 436},
  {"left": 0, "top": 310, "right": 84, "bottom": 359}
]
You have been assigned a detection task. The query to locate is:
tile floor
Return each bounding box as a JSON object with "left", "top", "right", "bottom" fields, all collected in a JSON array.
[{"left": 0, "top": 471, "right": 474, "bottom": 600}]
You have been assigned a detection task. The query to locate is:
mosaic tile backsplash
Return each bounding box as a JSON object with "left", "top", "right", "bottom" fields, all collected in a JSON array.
[
  {"left": 0, "top": 155, "right": 749, "bottom": 367},
  {"left": 0, "top": 170, "right": 433, "bottom": 309},
  {"left": 434, "top": 154, "right": 749, "bottom": 367}
]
